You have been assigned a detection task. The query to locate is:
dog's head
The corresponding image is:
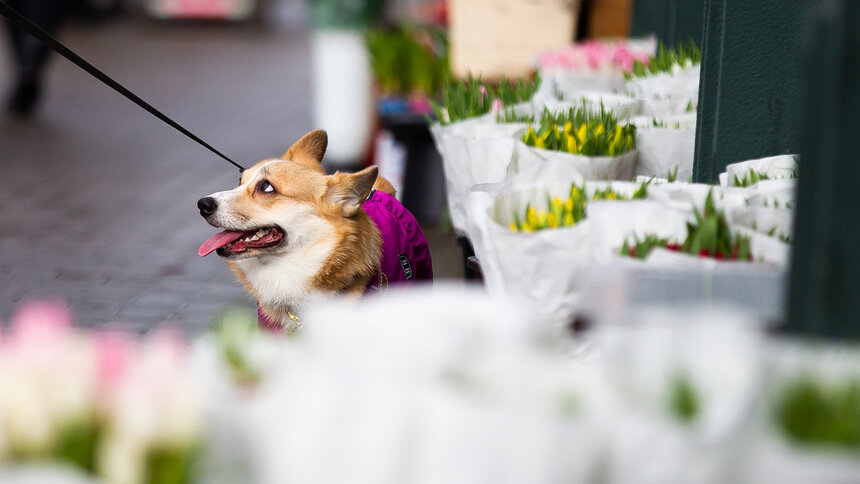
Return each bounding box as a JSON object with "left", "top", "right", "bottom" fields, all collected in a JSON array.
[{"left": 197, "top": 130, "right": 379, "bottom": 260}]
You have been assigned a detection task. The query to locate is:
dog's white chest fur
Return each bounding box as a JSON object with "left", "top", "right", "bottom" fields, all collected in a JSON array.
[{"left": 235, "top": 222, "right": 336, "bottom": 312}]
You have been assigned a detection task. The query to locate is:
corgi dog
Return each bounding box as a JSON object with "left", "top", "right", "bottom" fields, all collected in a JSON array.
[{"left": 197, "top": 130, "right": 433, "bottom": 331}]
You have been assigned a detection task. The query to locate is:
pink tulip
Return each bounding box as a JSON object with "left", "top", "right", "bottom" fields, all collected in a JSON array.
[
  {"left": 490, "top": 98, "right": 504, "bottom": 116},
  {"left": 614, "top": 47, "right": 636, "bottom": 73},
  {"left": 8, "top": 300, "right": 73, "bottom": 351},
  {"left": 94, "top": 331, "right": 135, "bottom": 390}
]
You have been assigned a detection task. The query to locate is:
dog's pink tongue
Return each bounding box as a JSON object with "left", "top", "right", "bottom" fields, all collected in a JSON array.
[{"left": 198, "top": 230, "right": 247, "bottom": 257}]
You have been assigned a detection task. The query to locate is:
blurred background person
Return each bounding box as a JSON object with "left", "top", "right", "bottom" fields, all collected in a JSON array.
[{"left": 3, "top": 0, "right": 69, "bottom": 116}]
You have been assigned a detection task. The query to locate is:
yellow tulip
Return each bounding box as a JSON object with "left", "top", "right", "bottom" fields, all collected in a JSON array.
[
  {"left": 538, "top": 210, "right": 549, "bottom": 227},
  {"left": 566, "top": 134, "right": 577, "bottom": 154},
  {"left": 576, "top": 123, "right": 587, "bottom": 143},
  {"left": 526, "top": 206, "right": 539, "bottom": 226}
]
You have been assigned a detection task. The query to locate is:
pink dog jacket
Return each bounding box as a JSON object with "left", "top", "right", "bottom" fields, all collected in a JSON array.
[{"left": 258, "top": 189, "right": 433, "bottom": 330}]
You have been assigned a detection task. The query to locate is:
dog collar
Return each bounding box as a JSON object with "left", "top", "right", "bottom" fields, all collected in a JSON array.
[
  {"left": 286, "top": 310, "right": 302, "bottom": 328},
  {"left": 271, "top": 266, "right": 386, "bottom": 333}
]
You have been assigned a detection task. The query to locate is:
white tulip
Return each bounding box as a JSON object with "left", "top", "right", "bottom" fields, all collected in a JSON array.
[
  {"left": 98, "top": 435, "right": 145, "bottom": 484},
  {"left": 0, "top": 365, "right": 55, "bottom": 455}
]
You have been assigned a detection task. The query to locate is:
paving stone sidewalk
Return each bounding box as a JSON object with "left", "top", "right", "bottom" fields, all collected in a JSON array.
[{"left": 0, "top": 19, "right": 460, "bottom": 334}]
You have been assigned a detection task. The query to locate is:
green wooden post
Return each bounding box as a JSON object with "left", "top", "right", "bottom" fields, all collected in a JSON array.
[
  {"left": 692, "top": 0, "right": 818, "bottom": 183},
  {"left": 631, "top": 0, "right": 705, "bottom": 47},
  {"left": 786, "top": 0, "right": 860, "bottom": 338}
]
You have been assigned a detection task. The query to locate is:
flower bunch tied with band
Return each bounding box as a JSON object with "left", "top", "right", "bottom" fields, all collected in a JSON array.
[
  {"left": 522, "top": 105, "right": 636, "bottom": 157},
  {"left": 509, "top": 181, "right": 648, "bottom": 233},
  {"left": 621, "top": 191, "right": 753, "bottom": 261}
]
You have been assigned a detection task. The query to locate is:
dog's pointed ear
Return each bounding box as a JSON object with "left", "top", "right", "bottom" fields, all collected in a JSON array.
[
  {"left": 284, "top": 130, "right": 328, "bottom": 169},
  {"left": 326, "top": 166, "right": 378, "bottom": 217}
]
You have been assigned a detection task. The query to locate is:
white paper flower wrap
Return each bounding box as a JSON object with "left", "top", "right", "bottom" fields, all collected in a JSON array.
[
  {"left": 430, "top": 120, "right": 521, "bottom": 231},
  {"left": 241, "top": 287, "right": 602, "bottom": 484},
  {"left": 595, "top": 313, "right": 764, "bottom": 484},
  {"left": 718, "top": 154, "right": 798, "bottom": 187},
  {"left": 743, "top": 341, "right": 860, "bottom": 484},
  {"left": 631, "top": 113, "right": 697, "bottom": 181},
  {"left": 542, "top": 68, "right": 627, "bottom": 96},
  {"left": 624, "top": 65, "right": 700, "bottom": 116},
  {"left": 513, "top": 141, "right": 638, "bottom": 181},
  {"left": 479, "top": 161, "right": 647, "bottom": 324}
]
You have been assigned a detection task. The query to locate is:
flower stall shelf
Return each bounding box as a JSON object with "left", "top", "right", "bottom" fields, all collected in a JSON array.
[
  {"left": 595, "top": 313, "right": 764, "bottom": 484},
  {"left": 631, "top": 113, "right": 697, "bottom": 182},
  {"left": 513, "top": 104, "right": 638, "bottom": 180},
  {"left": 539, "top": 38, "right": 656, "bottom": 94},
  {"left": 624, "top": 41, "right": 701, "bottom": 116},
  {"left": 744, "top": 341, "right": 860, "bottom": 484},
  {"left": 0, "top": 302, "right": 203, "bottom": 484}
]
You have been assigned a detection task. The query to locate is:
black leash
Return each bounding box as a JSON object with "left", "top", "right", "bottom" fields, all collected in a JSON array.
[{"left": 0, "top": 2, "right": 246, "bottom": 172}]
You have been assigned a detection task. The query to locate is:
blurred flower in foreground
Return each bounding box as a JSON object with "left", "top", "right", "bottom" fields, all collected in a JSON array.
[{"left": 0, "top": 301, "right": 202, "bottom": 484}]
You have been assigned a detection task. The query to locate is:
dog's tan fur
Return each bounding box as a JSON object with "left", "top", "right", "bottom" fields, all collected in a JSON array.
[{"left": 204, "top": 130, "right": 395, "bottom": 327}]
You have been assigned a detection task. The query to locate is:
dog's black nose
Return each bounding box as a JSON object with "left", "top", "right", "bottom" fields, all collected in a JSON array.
[{"left": 197, "top": 197, "right": 217, "bottom": 217}]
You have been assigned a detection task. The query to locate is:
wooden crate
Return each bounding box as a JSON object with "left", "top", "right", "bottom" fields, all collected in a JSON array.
[{"left": 449, "top": 0, "right": 579, "bottom": 80}]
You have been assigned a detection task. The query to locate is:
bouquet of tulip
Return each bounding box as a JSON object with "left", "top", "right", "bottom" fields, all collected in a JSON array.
[
  {"left": 776, "top": 376, "right": 860, "bottom": 449},
  {"left": 538, "top": 38, "right": 656, "bottom": 94},
  {"left": 509, "top": 181, "right": 648, "bottom": 233},
  {"left": 514, "top": 104, "right": 638, "bottom": 180},
  {"left": 624, "top": 41, "right": 701, "bottom": 116},
  {"left": 719, "top": 156, "right": 799, "bottom": 188},
  {"left": 624, "top": 40, "right": 701, "bottom": 79},
  {"left": 596, "top": 315, "right": 763, "bottom": 484},
  {"left": 237, "top": 287, "right": 605, "bottom": 484},
  {"left": 0, "top": 302, "right": 202, "bottom": 484},
  {"left": 744, "top": 342, "right": 860, "bottom": 483},
  {"left": 630, "top": 113, "right": 697, "bottom": 181},
  {"left": 522, "top": 107, "right": 636, "bottom": 156},
  {"left": 464, "top": 160, "right": 653, "bottom": 322},
  {"left": 431, "top": 75, "right": 540, "bottom": 125},
  {"left": 717, "top": 155, "right": 799, "bottom": 243},
  {"left": 429, "top": 75, "right": 542, "bottom": 232},
  {"left": 619, "top": 191, "right": 754, "bottom": 262},
  {"left": 540, "top": 39, "right": 655, "bottom": 74}
]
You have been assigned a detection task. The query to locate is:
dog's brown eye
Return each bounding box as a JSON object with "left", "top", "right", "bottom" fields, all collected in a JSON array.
[{"left": 257, "top": 180, "right": 275, "bottom": 194}]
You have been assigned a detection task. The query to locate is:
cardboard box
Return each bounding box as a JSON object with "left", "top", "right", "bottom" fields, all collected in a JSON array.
[{"left": 449, "top": 0, "right": 579, "bottom": 80}]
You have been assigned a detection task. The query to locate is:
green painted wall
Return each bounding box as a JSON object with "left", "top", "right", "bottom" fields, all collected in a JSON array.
[
  {"left": 692, "top": 0, "right": 818, "bottom": 183},
  {"left": 631, "top": 0, "right": 705, "bottom": 47},
  {"left": 786, "top": 0, "right": 860, "bottom": 339}
]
